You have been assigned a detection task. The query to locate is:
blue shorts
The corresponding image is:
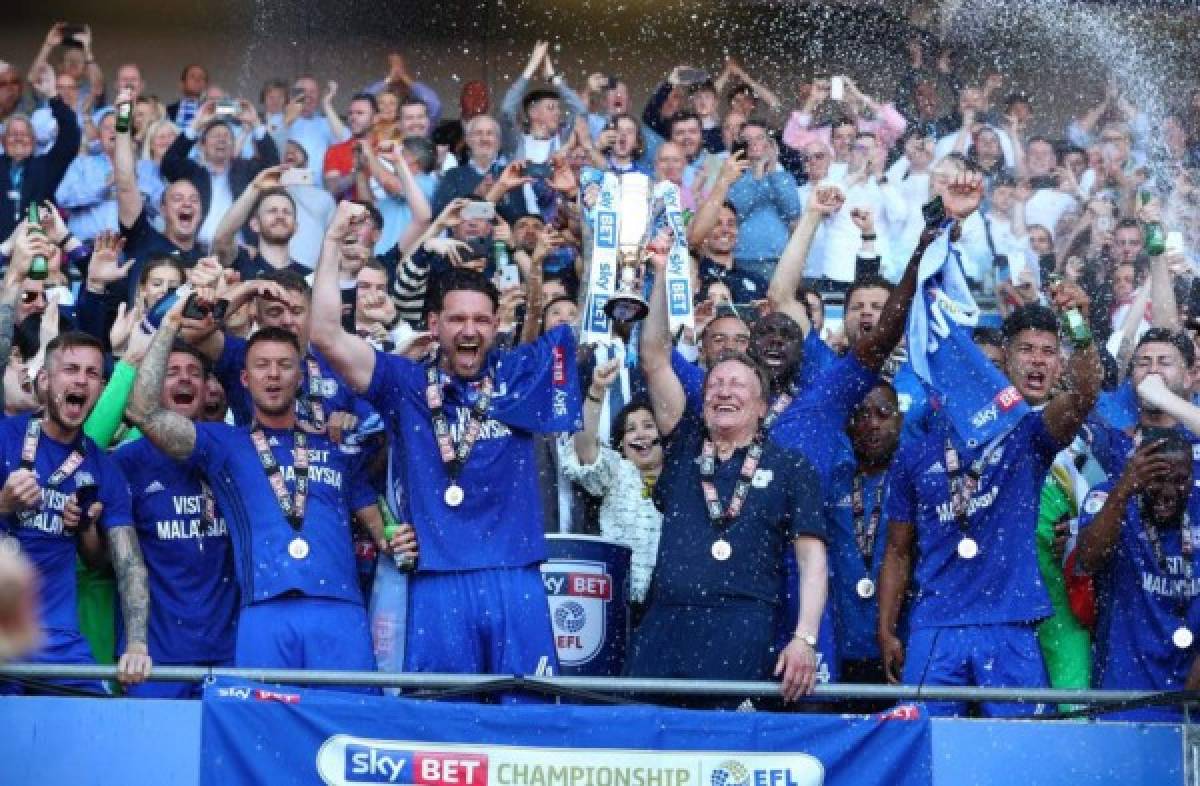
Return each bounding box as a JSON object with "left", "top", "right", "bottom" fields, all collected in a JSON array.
[
  {"left": 0, "top": 630, "right": 107, "bottom": 696},
  {"left": 902, "top": 623, "right": 1049, "bottom": 718},
  {"left": 405, "top": 567, "right": 558, "bottom": 680},
  {"left": 236, "top": 596, "right": 377, "bottom": 694}
]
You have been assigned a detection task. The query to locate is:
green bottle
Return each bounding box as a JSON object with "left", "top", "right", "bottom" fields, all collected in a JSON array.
[
  {"left": 27, "top": 204, "right": 48, "bottom": 280},
  {"left": 380, "top": 498, "right": 415, "bottom": 572},
  {"left": 1144, "top": 221, "right": 1166, "bottom": 257},
  {"left": 1046, "top": 273, "right": 1091, "bottom": 348}
]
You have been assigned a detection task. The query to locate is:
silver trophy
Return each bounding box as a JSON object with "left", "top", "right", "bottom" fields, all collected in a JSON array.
[{"left": 603, "top": 173, "right": 652, "bottom": 323}]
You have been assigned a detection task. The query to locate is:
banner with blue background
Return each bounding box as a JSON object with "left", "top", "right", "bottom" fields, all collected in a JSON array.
[{"left": 199, "top": 681, "right": 932, "bottom": 786}]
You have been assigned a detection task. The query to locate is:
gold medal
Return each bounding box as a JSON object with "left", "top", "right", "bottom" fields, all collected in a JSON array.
[
  {"left": 288, "top": 537, "right": 309, "bottom": 560},
  {"left": 957, "top": 536, "right": 979, "bottom": 560},
  {"left": 856, "top": 577, "right": 876, "bottom": 599},
  {"left": 711, "top": 539, "right": 732, "bottom": 561},
  {"left": 444, "top": 484, "right": 465, "bottom": 507},
  {"left": 1174, "top": 626, "right": 1194, "bottom": 650}
]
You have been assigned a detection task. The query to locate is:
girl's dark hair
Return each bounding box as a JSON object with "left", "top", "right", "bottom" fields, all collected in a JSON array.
[
  {"left": 610, "top": 396, "right": 655, "bottom": 451},
  {"left": 138, "top": 254, "right": 187, "bottom": 288}
]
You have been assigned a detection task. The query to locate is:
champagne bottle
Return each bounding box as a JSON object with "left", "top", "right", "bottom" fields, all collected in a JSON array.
[{"left": 26, "top": 204, "right": 48, "bottom": 280}]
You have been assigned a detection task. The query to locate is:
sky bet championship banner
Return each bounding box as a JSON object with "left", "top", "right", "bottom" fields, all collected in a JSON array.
[{"left": 199, "top": 681, "right": 932, "bottom": 786}]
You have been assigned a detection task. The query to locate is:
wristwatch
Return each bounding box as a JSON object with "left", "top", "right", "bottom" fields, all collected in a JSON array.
[{"left": 794, "top": 631, "right": 817, "bottom": 648}]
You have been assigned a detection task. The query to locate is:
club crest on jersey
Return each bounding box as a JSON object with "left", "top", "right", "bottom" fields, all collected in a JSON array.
[
  {"left": 751, "top": 469, "right": 773, "bottom": 488},
  {"left": 1083, "top": 491, "right": 1108, "bottom": 515}
]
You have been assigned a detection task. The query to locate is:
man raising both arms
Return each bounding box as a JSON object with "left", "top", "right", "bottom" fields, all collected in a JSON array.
[{"left": 309, "top": 201, "right": 581, "bottom": 688}]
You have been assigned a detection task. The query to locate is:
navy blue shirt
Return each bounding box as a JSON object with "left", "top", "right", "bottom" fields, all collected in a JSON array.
[
  {"left": 649, "top": 410, "right": 826, "bottom": 607},
  {"left": 825, "top": 462, "right": 900, "bottom": 662},
  {"left": 697, "top": 256, "right": 769, "bottom": 305},
  {"left": 119, "top": 207, "right": 203, "bottom": 300},
  {"left": 115, "top": 437, "right": 238, "bottom": 664}
]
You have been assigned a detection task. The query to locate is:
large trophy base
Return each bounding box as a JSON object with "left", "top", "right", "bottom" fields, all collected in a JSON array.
[{"left": 604, "top": 294, "right": 649, "bottom": 323}]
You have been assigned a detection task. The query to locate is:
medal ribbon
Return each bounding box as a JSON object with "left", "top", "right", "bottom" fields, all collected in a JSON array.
[
  {"left": 425, "top": 361, "right": 494, "bottom": 490},
  {"left": 1143, "top": 510, "right": 1195, "bottom": 625},
  {"left": 249, "top": 427, "right": 309, "bottom": 533},
  {"left": 944, "top": 440, "right": 986, "bottom": 541},
  {"left": 302, "top": 357, "right": 327, "bottom": 431},
  {"left": 20, "top": 418, "right": 85, "bottom": 489},
  {"left": 697, "top": 389, "right": 792, "bottom": 538},
  {"left": 852, "top": 472, "right": 885, "bottom": 571}
]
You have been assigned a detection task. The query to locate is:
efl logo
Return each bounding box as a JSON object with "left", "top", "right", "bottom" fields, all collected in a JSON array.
[
  {"left": 342, "top": 746, "right": 488, "bottom": 786},
  {"left": 994, "top": 386, "right": 1023, "bottom": 411}
]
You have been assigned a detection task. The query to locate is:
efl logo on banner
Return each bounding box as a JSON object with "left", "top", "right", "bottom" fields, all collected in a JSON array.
[
  {"left": 316, "top": 738, "right": 822, "bottom": 786},
  {"left": 541, "top": 560, "right": 612, "bottom": 665}
]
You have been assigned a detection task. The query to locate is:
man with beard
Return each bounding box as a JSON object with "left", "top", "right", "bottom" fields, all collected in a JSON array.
[
  {"left": 878, "top": 298, "right": 1103, "bottom": 717},
  {"left": 0, "top": 244, "right": 151, "bottom": 693},
  {"left": 1090, "top": 329, "right": 1197, "bottom": 477},
  {"left": 212, "top": 167, "right": 308, "bottom": 281},
  {"left": 308, "top": 202, "right": 581, "bottom": 686},
  {"left": 128, "top": 306, "right": 407, "bottom": 684},
  {"left": 114, "top": 343, "right": 238, "bottom": 698},
  {"left": 1076, "top": 432, "right": 1200, "bottom": 721}
]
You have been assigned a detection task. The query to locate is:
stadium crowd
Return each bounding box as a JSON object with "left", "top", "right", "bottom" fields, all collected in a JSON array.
[{"left": 2, "top": 19, "right": 1200, "bottom": 720}]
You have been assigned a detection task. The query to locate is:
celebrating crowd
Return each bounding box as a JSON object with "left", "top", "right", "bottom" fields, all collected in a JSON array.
[{"left": 2, "top": 19, "right": 1200, "bottom": 721}]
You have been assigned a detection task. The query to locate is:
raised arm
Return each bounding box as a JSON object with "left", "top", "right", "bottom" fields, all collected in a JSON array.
[
  {"left": 212, "top": 166, "right": 282, "bottom": 267},
  {"left": 1041, "top": 280, "right": 1104, "bottom": 444},
  {"left": 854, "top": 173, "right": 983, "bottom": 371},
  {"left": 125, "top": 303, "right": 197, "bottom": 462},
  {"left": 113, "top": 88, "right": 144, "bottom": 228},
  {"left": 310, "top": 201, "right": 378, "bottom": 393},
  {"left": 686, "top": 152, "right": 747, "bottom": 248},
  {"left": 640, "top": 252, "right": 686, "bottom": 435},
  {"left": 1076, "top": 443, "right": 1168, "bottom": 574},
  {"left": 574, "top": 358, "right": 621, "bottom": 466},
  {"left": 321, "top": 81, "right": 347, "bottom": 139},
  {"left": 767, "top": 186, "right": 842, "bottom": 329},
  {"left": 1149, "top": 245, "right": 1180, "bottom": 331}
]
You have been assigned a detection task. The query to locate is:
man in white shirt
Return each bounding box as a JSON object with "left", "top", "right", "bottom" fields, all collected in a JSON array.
[{"left": 286, "top": 75, "right": 348, "bottom": 177}]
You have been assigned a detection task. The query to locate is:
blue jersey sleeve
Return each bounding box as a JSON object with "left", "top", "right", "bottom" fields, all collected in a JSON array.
[
  {"left": 1076, "top": 481, "right": 1115, "bottom": 534},
  {"left": 490, "top": 324, "right": 582, "bottom": 433},
  {"left": 365, "top": 350, "right": 421, "bottom": 418},
  {"left": 671, "top": 348, "right": 705, "bottom": 416},
  {"left": 884, "top": 443, "right": 918, "bottom": 525},
  {"left": 96, "top": 452, "right": 134, "bottom": 530},
  {"left": 811, "top": 352, "right": 880, "bottom": 425},
  {"left": 343, "top": 451, "right": 378, "bottom": 513},
  {"left": 187, "top": 422, "right": 236, "bottom": 477}
]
